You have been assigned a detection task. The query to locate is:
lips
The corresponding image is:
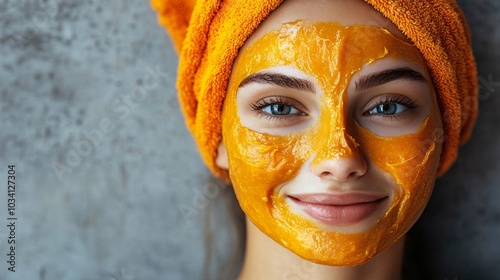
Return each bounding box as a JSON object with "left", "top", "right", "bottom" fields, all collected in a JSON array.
[{"left": 288, "top": 193, "right": 388, "bottom": 226}]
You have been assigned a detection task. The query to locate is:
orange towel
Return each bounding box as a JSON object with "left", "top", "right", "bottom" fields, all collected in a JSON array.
[{"left": 151, "top": 0, "right": 477, "bottom": 180}]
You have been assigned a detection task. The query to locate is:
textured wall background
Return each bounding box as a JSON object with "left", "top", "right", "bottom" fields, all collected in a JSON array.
[{"left": 0, "top": 1, "right": 498, "bottom": 279}]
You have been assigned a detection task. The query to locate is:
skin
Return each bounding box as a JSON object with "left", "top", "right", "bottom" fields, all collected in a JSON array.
[{"left": 216, "top": 0, "right": 443, "bottom": 279}]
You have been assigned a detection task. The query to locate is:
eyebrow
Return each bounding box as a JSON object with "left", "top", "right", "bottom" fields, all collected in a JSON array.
[
  {"left": 239, "top": 72, "right": 316, "bottom": 93},
  {"left": 355, "top": 67, "right": 427, "bottom": 91}
]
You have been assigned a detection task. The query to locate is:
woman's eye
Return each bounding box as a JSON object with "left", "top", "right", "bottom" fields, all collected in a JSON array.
[
  {"left": 262, "top": 104, "right": 301, "bottom": 115},
  {"left": 363, "top": 94, "right": 417, "bottom": 118},
  {"left": 367, "top": 102, "right": 407, "bottom": 115},
  {"left": 250, "top": 96, "right": 306, "bottom": 119}
]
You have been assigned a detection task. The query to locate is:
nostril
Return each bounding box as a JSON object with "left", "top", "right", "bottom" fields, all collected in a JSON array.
[
  {"left": 319, "top": 170, "right": 349, "bottom": 182},
  {"left": 320, "top": 171, "right": 334, "bottom": 178},
  {"left": 346, "top": 170, "right": 363, "bottom": 180}
]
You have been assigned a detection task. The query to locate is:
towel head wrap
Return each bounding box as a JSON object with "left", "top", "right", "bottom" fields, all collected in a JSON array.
[{"left": 151, "top": 0, "right": 477, "bottom": 180}]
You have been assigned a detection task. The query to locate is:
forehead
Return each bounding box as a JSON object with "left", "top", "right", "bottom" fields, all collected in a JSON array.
[
  {"left": 241, "top": 0, "right": 410, "bottom": 52},
  {"left": 232, "top": 21, "right": 425, "bottom": 90}
]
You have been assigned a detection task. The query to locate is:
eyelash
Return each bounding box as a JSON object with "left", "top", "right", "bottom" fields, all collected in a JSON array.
[
  {"left": 250, "top": 96, "right": 305, "bottom": 120},
  {"left": 363, "top": 95, "right": 418, "bottom": 120},
  {"left": 249, "top": 95, "right": 417, "bottom": 122}
]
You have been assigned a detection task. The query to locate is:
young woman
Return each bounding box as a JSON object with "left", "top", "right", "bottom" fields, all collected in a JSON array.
[{"left": 152, "top": 0, "right": 477, "bottom": 279}]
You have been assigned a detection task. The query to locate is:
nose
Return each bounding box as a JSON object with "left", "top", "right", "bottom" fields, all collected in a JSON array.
[
  {"left": 312, "top": 154, "right": 367, "bottom": 181},
  {"left": 311, "top": 129, "right": 368, "bottom": 182}
]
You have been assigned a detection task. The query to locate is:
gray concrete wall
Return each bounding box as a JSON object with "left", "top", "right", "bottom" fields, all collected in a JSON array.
[{"left": 0, "top": 0, "right": 498, "bottom": 279}]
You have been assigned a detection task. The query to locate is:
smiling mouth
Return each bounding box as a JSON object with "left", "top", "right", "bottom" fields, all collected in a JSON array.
[{"left": 288, "top": 193, "right": 388, "bottom": 226}]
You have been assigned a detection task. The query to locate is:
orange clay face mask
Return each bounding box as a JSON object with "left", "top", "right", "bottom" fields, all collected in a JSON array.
[{"left": 221, "top": 21, "right": 442, "bottom": 265}]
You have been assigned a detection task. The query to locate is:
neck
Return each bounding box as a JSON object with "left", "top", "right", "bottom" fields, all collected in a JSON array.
[{"left": 238, "top": 219, "right": 404, "bottom": 280}]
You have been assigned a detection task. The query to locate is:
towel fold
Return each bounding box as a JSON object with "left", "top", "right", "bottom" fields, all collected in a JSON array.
[{"left": 151, "top": 0, "right": 477, "bottom": 179}]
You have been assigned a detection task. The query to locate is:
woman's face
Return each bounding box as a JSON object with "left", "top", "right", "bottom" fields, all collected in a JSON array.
[{"left": 217, "top": 0, "right": 442, "bottom": 266}]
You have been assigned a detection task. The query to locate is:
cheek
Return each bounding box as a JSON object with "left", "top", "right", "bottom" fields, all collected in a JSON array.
[
  {"left": 222, "top": 102, "right": 311, "bottom": 213},
  {"left": 357, "top": 114, "right": 442, "bottom": 228}
]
